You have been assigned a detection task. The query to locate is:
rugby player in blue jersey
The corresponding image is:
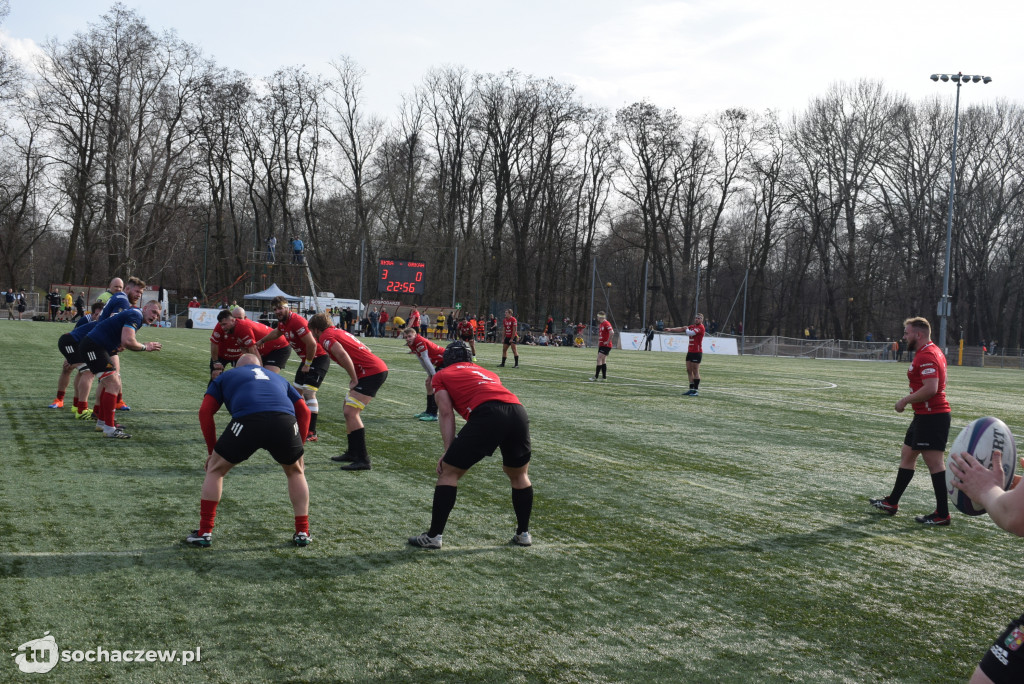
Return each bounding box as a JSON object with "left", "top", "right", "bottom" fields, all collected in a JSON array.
[
  {"left": 97, "top": 276, "right": 146, "bottom": 411},
  {"left": 51, "top": 301, "right": 104, "bottom": 412},
  {"left": 185, "top": 354, "right": 313, "bottom": 548},
  {"left": 79, "top": 300, "right": 162, "bottom": 439}
]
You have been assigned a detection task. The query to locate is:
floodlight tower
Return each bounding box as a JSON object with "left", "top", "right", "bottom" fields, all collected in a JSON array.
[{"left": 930, "top": 72, "right": 992, "bottom": 353}]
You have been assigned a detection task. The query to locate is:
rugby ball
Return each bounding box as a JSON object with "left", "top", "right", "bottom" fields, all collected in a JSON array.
[{"left": 946, "top": 416, "right": 1017, "bottom": 516}]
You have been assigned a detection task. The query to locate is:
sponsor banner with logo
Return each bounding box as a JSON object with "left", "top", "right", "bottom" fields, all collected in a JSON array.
[
  {"left": 619, "top": 333, "right": 738, "bottom": 355},
  {"left": 188, "top": 308, "right": 222, "bottom": 330}
]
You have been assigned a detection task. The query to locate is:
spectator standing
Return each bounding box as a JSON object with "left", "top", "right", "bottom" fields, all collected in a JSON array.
[
  {"left": 291, "top": 236, "right": 304, "bottom": 264},
  {"left": 368, "top": 307, "right": 379, "bottom": 337},
  {"left": 266, "top": 235, "right": 277, "bottom": 263}
]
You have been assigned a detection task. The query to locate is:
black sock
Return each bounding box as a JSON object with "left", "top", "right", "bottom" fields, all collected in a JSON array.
[
  {"left": 514, "top": 355, "right": 519, "bottom": 365},
  {"left": 511, "top": 486, "right": 533, "bottom": 534},
  {"left": 426, "top": 394, "right": 437, "bottom": 414},
  {"left": 428, "top": 485, "right": 458, "bottom": 537},
  {"left": 347, "top": 427, "right": 367, "bottom": 460},
  {"left": 888, "top": 467, "right": 915, "bottom": 504},
  {"left": 693, "top": 379, "right": 700, "bottom": 390},
  {"left": 308, "top": 412, "right": 318, "bottom": 434},
  {"left": 595, "top": 365, "right": 601, "bottom": 377},
  {"left": 689, "top": 382, "right": 695, "bottom": 390},
  {"left": 601, "top": 364, "right": 607, "bottom": 379},
  {"left": 931, "top": 471, "right": 949, "bottom": 517}
]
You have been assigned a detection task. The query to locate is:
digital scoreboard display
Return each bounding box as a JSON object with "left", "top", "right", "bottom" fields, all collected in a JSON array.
[{"left": 377, "top": 259, "right": 425, "bottom": 294}]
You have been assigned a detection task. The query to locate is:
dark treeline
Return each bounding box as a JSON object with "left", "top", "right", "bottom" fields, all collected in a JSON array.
[{"left": 1, "top": 3, "right": 1022, "bottom": 344}]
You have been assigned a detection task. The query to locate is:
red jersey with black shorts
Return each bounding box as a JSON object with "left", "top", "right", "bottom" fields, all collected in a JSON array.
[
  {"left": 431, "top": 362, "right": 530, "bottom": 470},
  {"left": 903, "top": 341, "right": 951, "bottom": 452},
  {"left": 210, "top": 322, "right": 244, "bottom": 362},
  {"left": 598, "top": 320, "right": 613, "bottom": 351},
  {"left": 458, "top": 320, "right": 475, "bottom": 341},
  {"left": 503, "top": 316, "right": 517, "bottom": 343},
  {"left": 408, "top": 310, "right": 420, "bottom": 330},
  {"left": 320, "top": 327, "right": 388, "bottom": 378}
]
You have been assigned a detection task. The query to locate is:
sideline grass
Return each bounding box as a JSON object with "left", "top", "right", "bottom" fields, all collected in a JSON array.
[{"left": 2, "top": 320, "right": 1023, "bottom": 682}]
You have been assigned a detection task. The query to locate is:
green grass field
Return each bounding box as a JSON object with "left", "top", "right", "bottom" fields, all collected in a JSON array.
[{"left": 2, "top": 320, "right": 1023, "bottom": 683}]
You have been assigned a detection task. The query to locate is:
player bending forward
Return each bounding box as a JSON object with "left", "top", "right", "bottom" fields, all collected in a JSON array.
[
  {"left": 402, "top": 326, "right": 445, "bottom": 421},
  {"left": 408, "top": 341, "right": 534, "bottom": 549},
  {"left": 307, "top": 313, "right": 388, "bottom": 472},
  {"left": 186, "top": 355, "right": 312, "bottom": 547}
]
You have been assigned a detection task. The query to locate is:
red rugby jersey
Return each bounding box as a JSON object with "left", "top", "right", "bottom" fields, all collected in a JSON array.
[
  {"left": 278, "top": 312, "right": 326, "bottom": 361},
  {"left": 431, "top": 363, "right": 521, "bottom": 420},
  {"left": 320, "top": 327, "right": 388, "bottom": 378},
  {"left": 908, "top": 342, "right": 950, "bottom": 414}
]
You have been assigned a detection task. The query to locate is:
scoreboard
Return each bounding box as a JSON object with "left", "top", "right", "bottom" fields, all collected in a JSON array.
[{"left": 377, "top": 259, "right": 425, "bottom": 295}]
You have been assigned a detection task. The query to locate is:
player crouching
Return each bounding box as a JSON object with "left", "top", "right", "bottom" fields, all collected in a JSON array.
[{"left": 186, "top": 354, "right": 313, "bottom": 547}]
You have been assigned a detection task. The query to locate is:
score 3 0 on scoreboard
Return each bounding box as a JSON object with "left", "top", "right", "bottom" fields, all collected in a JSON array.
[{"left": 377, "top": 259, "right": 425, "bottom": 294}]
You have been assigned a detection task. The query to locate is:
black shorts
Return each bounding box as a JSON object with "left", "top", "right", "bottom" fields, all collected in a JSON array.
[
  {"left": 598, "top": 345, "right": 612, "bottom": 356},
  {"left": 294, "top": 354, "right": 330, "bottom": 389},
  {"left": 262, "top": 346, "right": 291, "bottom": 370},
  {"left": 686, "top": 352, "right": 703, "bottom": 363},
  {"left": 442, "top": 401, "right": 531, "bottom": 470},
  {"left": 903, "top": 412, "right": 951, "bottom": 452},
  {"left": 353, "top": 370, "right": 387, "bottom": 398},
  {"left": 58, "top": 333, "right": 85, "bottom": 366},
  {"left": 460, "top": 331, "right": 474, "bottom": 342},
  {"left": 215, "top": 411, "right": 304, "bottom": 465},
  {"left": 978, "top": 612, "right": 1024, "bottom": 684},
  {"left": 80, "top": 338, "right": 116, "bottom": 375}
]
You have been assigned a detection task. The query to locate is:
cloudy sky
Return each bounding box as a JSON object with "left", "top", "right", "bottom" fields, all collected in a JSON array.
[{"left": 1, "top": 0, "right": 1018, "bottom": 119}]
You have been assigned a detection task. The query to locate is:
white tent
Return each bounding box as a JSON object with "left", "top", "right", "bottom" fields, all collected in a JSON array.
[{"left": 243, "top": 283, "right": 302, "bottom": 303}]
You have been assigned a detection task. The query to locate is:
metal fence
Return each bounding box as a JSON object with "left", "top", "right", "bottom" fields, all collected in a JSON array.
[{"left": 727, "top": 335, "right": 1024, "bottom": 370}]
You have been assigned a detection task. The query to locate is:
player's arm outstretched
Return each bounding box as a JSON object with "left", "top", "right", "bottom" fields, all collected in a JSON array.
[
  {"left": 122, "top": 324, "right": 160, "bottom": 352},
  {"left": 951, "top": 451, "right": 1024, "bottom": 536}
]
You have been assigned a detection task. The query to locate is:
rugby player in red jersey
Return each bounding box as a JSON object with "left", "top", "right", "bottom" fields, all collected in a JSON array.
[
  {"left": 498, "top": 308, "right": 519, "bottom": 368},
  {"left": 457, "top": 315, "right": 477, "bottom": 360},
  {"left": 402, "top": 326, "right": 445, "bottom": 421},
  {"left": 870, "top": 317, "right": 952, "bottom": 525},
  {"left": 307, "top": 313, "right": 388, "bottom": 471},
  {"left": 408, "top": 341, "right": 534, "bottom": 549},
  {"left": 216, "top": 310, "right": 292, "bottom": 375},
  {"left": 255, "top": 296, "right": 330, "bottom": 442},
  {"left": 588, "top": 311, "right": 614, "bottom": 381},
  {"left": 209, "top": 310, "right": 245, "bottom": 380},
  {"left": 186, "top": 354, "right": 312, "bottom": 548},
  {"left": 666, "top": 313, "right": 705, "bottom": 396}
]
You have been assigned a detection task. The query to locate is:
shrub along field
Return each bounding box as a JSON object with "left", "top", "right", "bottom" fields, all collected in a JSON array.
[{"left": 2, "top": 321, "right": 1022, "bottom": 682}]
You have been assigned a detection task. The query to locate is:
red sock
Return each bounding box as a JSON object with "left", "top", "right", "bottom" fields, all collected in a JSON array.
[
  {"left": 199, "top": 499, "right": 218, "bottom": 534},
  {"left": 100, "top": 391, "right": 116, "bottom": 427},
  {"left": 117, "top": 392, "right": 124, "bottom": 404},
  {"left": 295, "top": 515, "right": 309, "bottom": 535},
  {"left": 56, "top": 390, "right": 66, "bottom": 401}
]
